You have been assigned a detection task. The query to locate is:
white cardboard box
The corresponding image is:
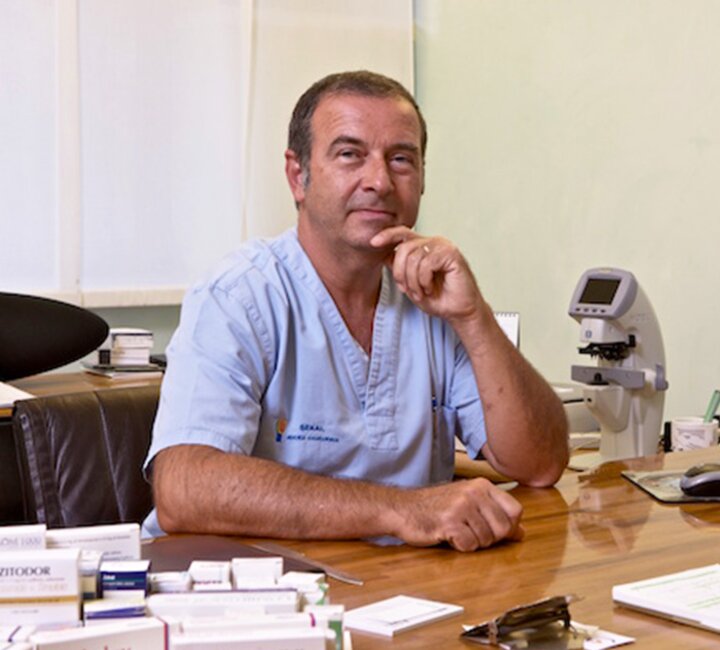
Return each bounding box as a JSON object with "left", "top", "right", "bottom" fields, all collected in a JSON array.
[
  {"left": 0, "top": 548, "right": 81, "bottom": 627},
  {"left": 172, "top": 626, "right": 332, "bottom": 650},
  {"left": 188, "top": 560, "right": 231, "bottom": 584},
  {"left": 179, "top": 612, "right": 320, "bottom": 633},
  {"left": 0, "top": 525, "right": 46, "bottom": 551},
  {"left": 0, "top": 625, "right": 36, "bottom": 642},
  {"left": 46, "top": 524, "right": 140, "bottom": 561},
  {"left": 231, "top": 557, "right": 284, "bottom": 589},
  {"left": 147, "top": 589, "right": 300, "bottom": 618},
  {"left": 29, "top": 617, "right": 169, "bottom": 650},
  {"left": 99, "top": 560, "right": 149, "bottom": 600}
]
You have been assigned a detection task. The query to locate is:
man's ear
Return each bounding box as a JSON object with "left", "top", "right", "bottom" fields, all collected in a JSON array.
[{"left": 285, "top": 149, "right": 306, "bottom": 204}]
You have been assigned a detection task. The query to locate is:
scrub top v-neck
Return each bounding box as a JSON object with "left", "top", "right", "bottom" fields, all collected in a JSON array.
[{"left": 143, "top": 228, "right": 487, "bottom": 537}]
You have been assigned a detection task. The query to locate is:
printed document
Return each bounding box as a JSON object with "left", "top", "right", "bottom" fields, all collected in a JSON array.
[{"left": 612, "top": 564, "right": 720, "bottom": 633}]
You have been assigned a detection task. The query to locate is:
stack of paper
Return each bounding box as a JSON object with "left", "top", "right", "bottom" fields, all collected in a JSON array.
[
  {"left": 612, "top": 564, "right": 720, "bottom": 633},
  {"left": 95, "top": 328, "right": 154, "bottom": 366},
  {"left": 83, "top": 328, "right": 162, "bottom": 378},
  {"left": 345, "top": 595, "right": 463, "bottom": 637}
]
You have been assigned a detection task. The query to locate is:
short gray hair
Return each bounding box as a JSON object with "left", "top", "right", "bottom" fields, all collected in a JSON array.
[{"left": 288, "top": 70, "right": 427, "bottom": 172}]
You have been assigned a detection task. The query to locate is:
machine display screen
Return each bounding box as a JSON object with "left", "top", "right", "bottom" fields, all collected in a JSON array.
[{"left": 579, "top": 278, "right": 621, "bottom": 305}]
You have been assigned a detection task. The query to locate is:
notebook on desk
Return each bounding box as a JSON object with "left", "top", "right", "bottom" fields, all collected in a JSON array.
[
  {"left": 613, "top": 564, "right": 720, "bottom": 633},
  {"left": 494, "top": 311, "right": 520, "bottom": 348}
]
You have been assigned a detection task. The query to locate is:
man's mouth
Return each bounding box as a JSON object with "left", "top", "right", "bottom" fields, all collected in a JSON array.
[{"left": 350, "top": 207, "right": 396, "bottom": 219}]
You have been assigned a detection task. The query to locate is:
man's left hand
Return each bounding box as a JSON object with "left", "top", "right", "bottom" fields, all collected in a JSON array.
[{"left": 370, "top": 226, "right": 484, "bottom": 324}]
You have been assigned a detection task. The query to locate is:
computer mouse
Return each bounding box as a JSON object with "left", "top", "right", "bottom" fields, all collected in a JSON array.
[{"left": 679, "top": 463, "right": 720, "bottom": 497}]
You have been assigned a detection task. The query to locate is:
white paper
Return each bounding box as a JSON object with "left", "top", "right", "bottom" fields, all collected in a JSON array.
[
  {"left": 573, "top": 622, "right": 635, "bottom": 649},
  {"left": 613, "top": 564, "right": 720, "bottom": 631},
  {"left": 0, "top": 381, "right": 34, "bottom": 408},
  {"left": 345, "top": 595, "right": 463, "bottom": 636},
  {"left": 494, "top": 312, "right": 520, "bottom": 347}
]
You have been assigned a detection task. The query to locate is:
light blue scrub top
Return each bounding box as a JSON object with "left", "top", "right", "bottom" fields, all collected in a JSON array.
[{"left": 142, "top": 229, "right": 487, "bottom": 537}]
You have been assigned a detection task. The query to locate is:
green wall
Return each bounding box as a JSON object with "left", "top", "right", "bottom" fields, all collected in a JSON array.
[{"left": 414, "top": 0, "right": 720, "bottom": 419}]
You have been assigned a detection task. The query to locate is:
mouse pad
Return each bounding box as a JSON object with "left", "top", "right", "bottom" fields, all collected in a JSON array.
[{"left": 621, "top": 470, "right": 720, "bottom": 503}]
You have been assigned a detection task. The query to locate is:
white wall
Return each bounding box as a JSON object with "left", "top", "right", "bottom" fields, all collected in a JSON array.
[{"left": 414, "top": 0, "right": 720, "bottom": 419}]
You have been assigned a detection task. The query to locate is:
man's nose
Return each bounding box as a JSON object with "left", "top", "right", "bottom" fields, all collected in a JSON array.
[{"left": 363, "top": 155, "right": 393, "bottom": 195}]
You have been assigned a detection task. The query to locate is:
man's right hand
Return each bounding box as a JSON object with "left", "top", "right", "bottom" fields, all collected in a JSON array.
[{"left": 391, "top": 478, "right": 524, "bottom": 552}]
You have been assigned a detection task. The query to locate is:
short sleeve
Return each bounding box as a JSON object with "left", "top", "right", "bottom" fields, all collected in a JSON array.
[
  {"left": 449, "top": 340, "right": 487, "bottom": 459},
  {"left": 144, "top": 267, "right": 276, "bottom": 472}
]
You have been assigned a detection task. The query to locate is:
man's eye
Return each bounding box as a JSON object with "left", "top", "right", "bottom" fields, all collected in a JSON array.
[
  {"left": 391, "top": 154, "right": 415, "bottom": 167},
  {"left": 339, "top": 150, "right": 360, "bottom": 159}
]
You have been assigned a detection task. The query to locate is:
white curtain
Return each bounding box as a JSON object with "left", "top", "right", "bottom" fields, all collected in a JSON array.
[{"left": 0, "top": 0, "right": 412, "bottom": 307}]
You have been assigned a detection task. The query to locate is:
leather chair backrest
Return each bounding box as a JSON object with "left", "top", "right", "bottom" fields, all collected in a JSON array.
[{"left": 12, "top": 385, "right": 159, "bottom": 528}]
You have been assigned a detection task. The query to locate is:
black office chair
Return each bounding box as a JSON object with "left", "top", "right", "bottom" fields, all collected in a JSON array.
[
  {"left": 0, "top": 293, "right": 110, "bottom": 525},
  {"left": 0, "top": 292, "right": 109, "bottom": 381},
  {"left": 12, "top": 384, "right": 159, "bottom": 527}
]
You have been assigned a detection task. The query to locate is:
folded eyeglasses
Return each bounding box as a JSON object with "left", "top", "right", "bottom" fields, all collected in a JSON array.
[{"left": 461, "top": 594, "right": 585, "bottom": 649}]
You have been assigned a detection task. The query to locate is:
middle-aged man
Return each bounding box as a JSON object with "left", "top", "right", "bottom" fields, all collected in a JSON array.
[{"left": 143, "top": 70, "right": 569, "bottom": 552}]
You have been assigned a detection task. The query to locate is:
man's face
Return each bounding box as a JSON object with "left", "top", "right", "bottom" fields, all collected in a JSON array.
[{"left": 288, "top": 93, "right": 424, "bottom": 255}]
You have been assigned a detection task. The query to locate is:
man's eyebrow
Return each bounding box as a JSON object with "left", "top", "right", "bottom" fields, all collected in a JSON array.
[
  {"left": 328, "top": 135, "right": 365, "bottom": 151},
  {"left": 327, "top": 136, "right": 420, "bottom": 155},
  {"left": 391, "top": 142, "right": 421, "bottom": 155}
]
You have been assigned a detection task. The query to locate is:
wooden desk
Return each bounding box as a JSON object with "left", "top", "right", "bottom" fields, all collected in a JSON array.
[
  {"left": 4, "top": 374, "right": 719, "bottom": 645},
  {"left": 1, "top": 371, "right": 162, "bottom": 418},
  {"left": 146, "top": 448, "right": 720, "bottom": 649}
]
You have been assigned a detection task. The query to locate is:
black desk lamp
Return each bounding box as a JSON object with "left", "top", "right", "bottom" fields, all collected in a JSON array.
[{"left": 0, "top": 292, "right": 109, "bottom": 381}]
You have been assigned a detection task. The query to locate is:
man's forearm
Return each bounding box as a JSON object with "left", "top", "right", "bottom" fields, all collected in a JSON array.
[
  {"left": 153, "top": 444, "right": 402, "bottom": 540},
  {"left": 451, "top": 303, "right": 569, "bottom": 487},
  {"left": 367, "top": 227, "right": 568, "bottom": 486},
  {"left": 151, "top": 444, "right": 526, "bottom": 551}
]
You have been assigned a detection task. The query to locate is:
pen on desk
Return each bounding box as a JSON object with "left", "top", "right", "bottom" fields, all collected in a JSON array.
[{"left": 703, "top": 389, "right": 720, "bottom": 423}]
